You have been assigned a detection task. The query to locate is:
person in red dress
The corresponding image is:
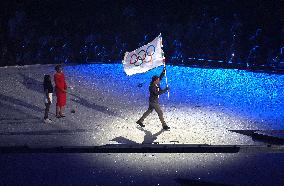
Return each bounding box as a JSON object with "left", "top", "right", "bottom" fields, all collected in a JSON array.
[{"left": 54, "top": 65, "right": 67, "bottom": 118}]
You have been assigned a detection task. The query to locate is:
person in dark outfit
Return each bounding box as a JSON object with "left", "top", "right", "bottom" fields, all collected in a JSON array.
[
  {"left": 43, "top": 75, "right": 53, "bottom": 123},
  {"left": 137, "top": 67, "right": 170, "bottom": 130}
]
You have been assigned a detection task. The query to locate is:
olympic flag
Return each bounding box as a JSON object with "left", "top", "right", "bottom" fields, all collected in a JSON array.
[{"left": 122, "top": 34, "right": 165, "bottom": 76}]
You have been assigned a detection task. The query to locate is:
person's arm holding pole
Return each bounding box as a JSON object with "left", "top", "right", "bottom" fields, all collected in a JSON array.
[{"left": 162, "top": 57, "right": 170, "bottom": 98}]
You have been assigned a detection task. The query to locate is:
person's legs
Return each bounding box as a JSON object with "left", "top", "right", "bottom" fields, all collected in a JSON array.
[
  {"left": 59, "top": 106, "right": 65, "bottom": 116},
  {"left": 138, "top": 105, "right": 154, "bottom": 123},
  {"left": 153, "top": 102, "right": 170, "bottom": 129},
  {"left": 56, "top": 105, "right": 60, "bottom": 117},
  {"left": 56, "top": 94, "right": 60, "bottom": 117},
  {"left": 44, "top": 103, "right": 50, "bottom": 119},
  {"left": 152, "top": 103, "right": 166, "bottom": 126},
  {"left": 59, "top": 93, "right": 66, "bottom": 117}
]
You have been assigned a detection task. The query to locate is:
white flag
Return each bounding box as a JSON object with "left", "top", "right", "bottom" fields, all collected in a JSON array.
[{"left": 122, "top": 34, "right": 165, "bottom": 76}]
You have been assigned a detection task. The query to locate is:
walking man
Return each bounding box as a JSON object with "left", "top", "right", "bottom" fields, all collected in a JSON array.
[{"left": 137, "top": 67, "right": 170, "bottom": 130}]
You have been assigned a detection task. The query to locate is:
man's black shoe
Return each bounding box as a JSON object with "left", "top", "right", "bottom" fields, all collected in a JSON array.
[
  {"left": 163, "top": 125, "right": 170, "bottom": 130},
  {"left": 136, "top": 120, "right": 145, "bottom": 127}
]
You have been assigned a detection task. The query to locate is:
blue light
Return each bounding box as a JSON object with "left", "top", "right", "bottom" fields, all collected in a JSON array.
[{"left": 65, "top": 64, "right": 284, "bottom": 129}]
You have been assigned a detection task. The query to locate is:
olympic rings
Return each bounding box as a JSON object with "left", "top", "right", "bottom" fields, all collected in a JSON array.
[{"left": 130, "top": 45, "right": 156, "bottom": 66}]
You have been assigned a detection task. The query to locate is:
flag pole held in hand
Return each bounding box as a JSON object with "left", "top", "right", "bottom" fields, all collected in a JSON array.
[
  {"left": 163, "top": 59, "right": 170, "bottom": 98},
  {"left": 160, "top": 34, "right": 169, "bottom": 98}
]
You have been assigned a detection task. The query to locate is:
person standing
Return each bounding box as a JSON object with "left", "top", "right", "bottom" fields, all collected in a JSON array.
[
  {"left": 43, "top": 75, "right": 53, "bottom": 123},
  {"left": 136, "top": 67, "right": 170, "bottom": 130},
  {"left": 54, "top": 64, "right": 67, "bottom": 118}
]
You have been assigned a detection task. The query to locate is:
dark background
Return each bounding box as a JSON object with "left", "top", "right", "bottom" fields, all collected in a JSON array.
[{"left": 0, "top": 0, "right": 283, "bottom": 66}]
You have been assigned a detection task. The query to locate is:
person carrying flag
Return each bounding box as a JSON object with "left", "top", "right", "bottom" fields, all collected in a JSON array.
[
  {"left": 122, "top": 34, "right": 170, "bottom": 130},
  {"left": 136, "top": 66, "right": 170, "bottom": 130}
]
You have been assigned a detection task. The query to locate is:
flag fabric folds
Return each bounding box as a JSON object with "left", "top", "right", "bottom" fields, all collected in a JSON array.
[{"left": 122, "top": 34, "right": 165, "bottom": 76}]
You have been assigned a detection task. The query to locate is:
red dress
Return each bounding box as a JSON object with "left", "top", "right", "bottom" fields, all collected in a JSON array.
[{"left": 54, "top": 72, "right": 67, "bottom": 107}]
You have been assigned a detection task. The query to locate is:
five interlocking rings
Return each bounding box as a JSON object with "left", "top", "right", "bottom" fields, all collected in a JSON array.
[{"left": 130, "top": 45, "right": 156, "bottom": 66}]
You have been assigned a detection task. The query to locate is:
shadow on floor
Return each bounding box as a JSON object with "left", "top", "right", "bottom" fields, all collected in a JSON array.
[
  {"left": 137, "top": 127, "right": 164, "bottom": 144},
  {"left": 19, "top": 73, "right": 43, "bottom": 94},
  {"left": 229, "top": 130, "right": 284, "bottom": 145},
  {"left": 110, "top": 136, "right": 138, "bottom": 144},
  {"left": 70, "top": 93, "right": 122, "bottom": 118},
  {"left": 0, "top": 93, "right": 43, "bottom": 113},
  {"left": 110, "top": 127, "right": 164, "bottom": 144}
]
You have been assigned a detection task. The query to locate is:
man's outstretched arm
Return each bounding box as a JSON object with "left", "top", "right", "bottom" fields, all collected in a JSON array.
[{"left": 151, "top": 85, "right": 169, "bottom": 96}]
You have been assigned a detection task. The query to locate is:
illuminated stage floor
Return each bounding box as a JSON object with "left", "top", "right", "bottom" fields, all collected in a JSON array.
[{"left": 0, "top": 63, "right": 283, "bottom": 185}]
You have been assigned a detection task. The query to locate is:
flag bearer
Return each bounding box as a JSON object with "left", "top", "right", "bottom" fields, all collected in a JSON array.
[{"left": 136, "top": 67, "right": 170, "bottom": 130}]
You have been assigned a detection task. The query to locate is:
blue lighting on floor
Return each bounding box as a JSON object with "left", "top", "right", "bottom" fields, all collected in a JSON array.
[{"left": 66, "top": 64, "right": 284, "bottom": 129}]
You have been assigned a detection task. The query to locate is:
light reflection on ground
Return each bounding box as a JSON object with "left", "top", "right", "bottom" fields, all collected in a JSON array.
[{"left": 0, "top": 63, "right": 283, "bottom": 183}]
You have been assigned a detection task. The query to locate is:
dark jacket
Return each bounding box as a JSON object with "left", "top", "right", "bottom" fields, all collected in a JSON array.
[
  {"left": 149, "top": 69, "right": 167, "bottom": 103},
  {"left": 43, "top": 81, "right": 54, "bottom": 93}
]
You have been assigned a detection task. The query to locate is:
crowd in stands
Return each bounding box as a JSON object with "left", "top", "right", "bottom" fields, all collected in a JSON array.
[{"left": 0, "top": 0, "right": 283, "bottom": 69}]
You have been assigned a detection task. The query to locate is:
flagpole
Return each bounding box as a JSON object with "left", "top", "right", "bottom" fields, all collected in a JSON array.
[
  {"left": 163, "top": 59, "right": 170, "bottom": 98},
  {"left": 160, "top": 34, "right": 169, "bottom": 98}
]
